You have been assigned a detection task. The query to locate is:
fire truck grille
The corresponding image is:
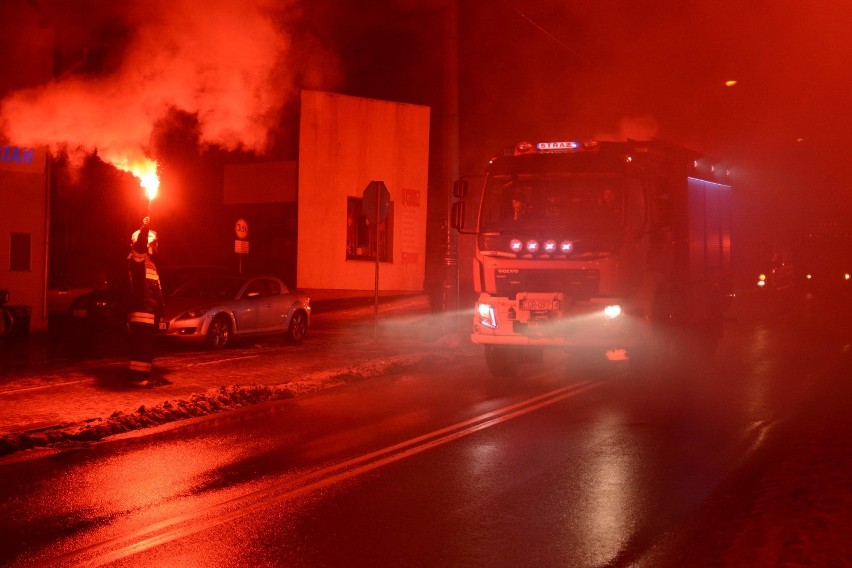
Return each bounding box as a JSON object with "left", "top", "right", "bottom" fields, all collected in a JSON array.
[{"left": 494, "top": 269, "right": 599, "bottom": 300}]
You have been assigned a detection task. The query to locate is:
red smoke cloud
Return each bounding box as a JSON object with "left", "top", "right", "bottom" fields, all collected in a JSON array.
[
  {"left": 0, "top": 0, "right": 297, "bottom": 185},
  {"left": 594, "top": 115, "right": 660, "bottom": 144}
]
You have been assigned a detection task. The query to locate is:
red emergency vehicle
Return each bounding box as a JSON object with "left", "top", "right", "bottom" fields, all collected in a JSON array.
[{"left": 453, "top": 139, "right": 733, "bottom": 377}]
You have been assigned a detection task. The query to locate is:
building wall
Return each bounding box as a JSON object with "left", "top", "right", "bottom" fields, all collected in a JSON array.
[
  {"left": 297, "top": 90, "right": 430, "bottom": 291},
  {"left": 0, "top": 1, "right": 54, "bottom": 332},
  {"left": 221, "top": 161, "right": 299, "bottom": 285},
  {"left": 0, "top": 148, "right": 48, "bottom": 331},
  {"left": 224, "top": 161, "right": 297, "bottom": 204}
]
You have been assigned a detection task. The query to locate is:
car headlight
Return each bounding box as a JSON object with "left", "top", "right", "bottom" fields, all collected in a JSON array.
[{"left": 178, "top": 308, "right": 209, "bottom": 320}]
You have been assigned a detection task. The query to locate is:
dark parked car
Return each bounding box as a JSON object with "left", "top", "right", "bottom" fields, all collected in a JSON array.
[
  {"left": 66, "top": 265, "right": 229, "bottom": 334},
  {"left": 160, "top": 273, "right": 310, "bottom": 349},
  {"left": 67, "top": 284, "right": 130, "bottom": 333}
]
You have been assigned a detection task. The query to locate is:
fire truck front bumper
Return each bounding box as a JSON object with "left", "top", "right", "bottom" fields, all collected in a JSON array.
[{"left": 471, "top": 294, "right": 644, "bottom": 350}]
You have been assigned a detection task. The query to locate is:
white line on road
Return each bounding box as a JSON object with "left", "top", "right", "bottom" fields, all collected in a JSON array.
[
  {"left": 0, "top": 378, "right": 92, "bottom": 395},
  {"left": 178, "top": 354, "right": 261, "bottom": 367},
  {"left": 0, "top": 355, "right": 261, "bottom": 395},
  {"left": 44, "top": 380, "right": 604, "bottom": 567}
]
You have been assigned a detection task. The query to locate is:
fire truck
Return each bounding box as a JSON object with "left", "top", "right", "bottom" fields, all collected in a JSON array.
[{"left": 452, "top": 139, "right": 733, "bottom": 377}]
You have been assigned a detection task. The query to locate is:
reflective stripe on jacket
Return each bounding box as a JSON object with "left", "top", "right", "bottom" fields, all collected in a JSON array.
[{"left": 129, "top": 311, "right": 156, "bottom": 325}]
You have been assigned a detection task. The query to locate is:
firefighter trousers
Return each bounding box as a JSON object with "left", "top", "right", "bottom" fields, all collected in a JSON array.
[{"left": 128, "top": 311, "right": 157, "bottom": 382}]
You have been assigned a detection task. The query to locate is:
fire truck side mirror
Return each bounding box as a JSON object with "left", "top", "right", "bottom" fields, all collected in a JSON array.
[
  {"left": 451, "top": 201, "right": 466, "bottom": 230},
  {"left": 453, "top": 179, "right": 468, "bottom": 199}
]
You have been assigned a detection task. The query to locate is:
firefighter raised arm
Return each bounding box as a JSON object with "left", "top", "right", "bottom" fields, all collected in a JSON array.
[{"left": 127, "top": 216, "right": 163, "bottom": 388}]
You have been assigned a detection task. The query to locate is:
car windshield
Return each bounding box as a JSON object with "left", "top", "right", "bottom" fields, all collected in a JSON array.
[{"left": 171, "top": 276, "right": 243, "bottom": 300}]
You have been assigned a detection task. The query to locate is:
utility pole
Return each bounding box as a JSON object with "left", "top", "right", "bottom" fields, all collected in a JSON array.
[{"left": 441, "top": 0, "right": 460, "bottom": 333}]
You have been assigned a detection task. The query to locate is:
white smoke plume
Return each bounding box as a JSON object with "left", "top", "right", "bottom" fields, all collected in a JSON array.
[{"left": 0, "top": 0, "right": 303, "bottom": 182}]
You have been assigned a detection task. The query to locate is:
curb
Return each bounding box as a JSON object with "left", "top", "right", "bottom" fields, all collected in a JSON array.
[{"left": 0, "top": 350, "right": 467, "bottom": 459}]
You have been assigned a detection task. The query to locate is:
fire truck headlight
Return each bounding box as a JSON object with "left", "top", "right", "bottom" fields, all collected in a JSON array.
[
  {"left": 526, "top": 240, "right": 539, "bottom": 253},
  {"left": 845, "top": 273, "right": 851, "bottom": 281},
  {"left": 757, "top": 280, "right": 765, "bottom": 288},
  {"left": 543, "top": 240, "right": 557, "bottom": 253},
  {"left": 477, "top": 303, "right": 498, "bottom": 328},
  {"left": 509, "top": 239, "right": 523, "bottom": 253},
  {"left": 603, "top": 304, "right": 623, "bottom": 320},
  {"left": 560, "top": 240, "right": 573, "bottom": 253}
]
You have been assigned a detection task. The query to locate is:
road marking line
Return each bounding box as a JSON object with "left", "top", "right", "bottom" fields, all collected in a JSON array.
[
  {"left": 181, "top": 354, "right": 260, "bottom": 367},
  {"left": 0, "top": 354, "right": 260, "bottom": 395},
  {"left": 44, "top": 380, "right": 604, "bottom": 567},
  {"left": 0, "top": 379, "right": 92, "bottom": 395}
]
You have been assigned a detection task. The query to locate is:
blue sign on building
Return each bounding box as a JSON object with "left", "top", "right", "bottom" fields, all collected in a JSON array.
[{"left": 1, "top": 146, "right": 35, "bottom": 165}]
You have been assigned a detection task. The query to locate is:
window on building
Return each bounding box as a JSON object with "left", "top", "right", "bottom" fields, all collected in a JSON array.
[
  {"left": 9, "top": 233, "right": 31, "bottom": 272},
  {"left": 346, "top": 197, "right": 393, "bottom": 262}
]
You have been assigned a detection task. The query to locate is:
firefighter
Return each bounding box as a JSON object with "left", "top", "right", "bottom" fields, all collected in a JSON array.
[{"left": 127, "top": 216, "right": 164, "bottom": 387}]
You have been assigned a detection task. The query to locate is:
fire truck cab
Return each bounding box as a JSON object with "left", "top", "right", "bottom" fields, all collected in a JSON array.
[{"left": 453, "top": 139, "right": 733, "bottom": 377}]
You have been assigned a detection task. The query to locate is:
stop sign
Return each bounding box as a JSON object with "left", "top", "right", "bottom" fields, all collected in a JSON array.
[{"left": 363, "top": 181, "right": 390, "bottom": 223}]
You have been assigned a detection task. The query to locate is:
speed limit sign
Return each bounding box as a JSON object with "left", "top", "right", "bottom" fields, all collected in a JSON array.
[{"left": 235, "top": 218, "right": 249, "bottom": 240}]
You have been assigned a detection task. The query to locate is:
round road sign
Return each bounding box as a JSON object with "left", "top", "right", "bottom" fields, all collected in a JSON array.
[{"left": 235, "top": 218, "right": 249, "bottom": 239}]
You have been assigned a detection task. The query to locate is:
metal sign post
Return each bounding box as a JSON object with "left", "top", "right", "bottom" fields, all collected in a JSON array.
[
  {"left": 374, "top": 193, "right": 380, "bottom": 341},
  {"left": 363, "top": 181, "right": 390, "bottom": 341},
  {"left": 234, "top": 218, "right": 249, "bottom": 274}
]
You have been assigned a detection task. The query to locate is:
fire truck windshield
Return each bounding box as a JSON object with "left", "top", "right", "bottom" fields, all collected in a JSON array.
[{"left": 479, "top": 173, "right": 625, "bottom": 237}]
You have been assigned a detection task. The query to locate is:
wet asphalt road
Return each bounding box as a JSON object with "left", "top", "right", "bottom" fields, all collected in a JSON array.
[{"left": 1, "top": 290, "right": 851, "bottom": 567}]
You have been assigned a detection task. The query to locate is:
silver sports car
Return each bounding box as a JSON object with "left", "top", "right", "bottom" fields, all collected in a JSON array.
[{"left": 160, "top": 273, "right": 310, "bottom": 349}]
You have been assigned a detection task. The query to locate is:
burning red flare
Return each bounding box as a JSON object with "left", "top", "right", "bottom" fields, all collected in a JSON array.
[
  {"left": 101, "top": 151, "right": 160, "bottom": 201},
  {"left": 137, "top": 166, "right": 160, "bottom": 201}
]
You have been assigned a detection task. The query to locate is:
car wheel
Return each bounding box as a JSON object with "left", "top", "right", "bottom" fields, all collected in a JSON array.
[
  {"left": 205, "top": 314, "right": 232, "bottom": 349},
  {"left": 286, "top": 310, "right": 307, "bottom": 343}
]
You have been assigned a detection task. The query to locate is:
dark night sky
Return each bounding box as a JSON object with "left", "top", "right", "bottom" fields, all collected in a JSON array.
[
  {"left": 456, "top": 1, "right": 852, "bottom": 241},
  {"left": 326, "top": 0, "right": 852, "bottom": 266},
  {"left": 3, "top": 0, "right": 852, "bottom": 275}
]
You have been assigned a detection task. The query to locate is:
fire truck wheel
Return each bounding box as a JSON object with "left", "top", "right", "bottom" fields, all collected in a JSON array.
[
  {"left": 484, "top": 345, "right": 521, "bottom": 378},
  {"left": 205, "top": 314, "right": 232, "bottom": 349}
]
